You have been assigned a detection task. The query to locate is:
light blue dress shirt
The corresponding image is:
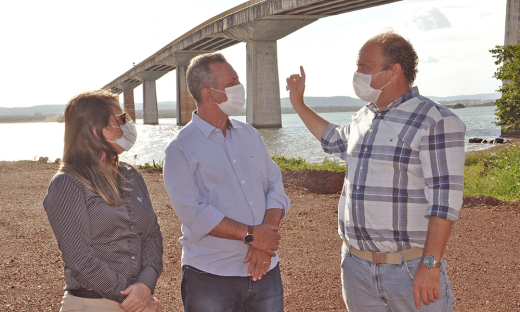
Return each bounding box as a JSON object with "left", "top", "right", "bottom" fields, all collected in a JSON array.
[{"left": 163, "top": 112, "right": 290, "bottom": 277}]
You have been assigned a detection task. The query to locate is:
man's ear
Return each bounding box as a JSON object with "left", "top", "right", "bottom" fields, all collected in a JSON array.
[
  {"left": 201, "top": 88, "right": 214, "bottom": 104},
  {"left": 390, "top": 63, "right": 402, "bottom": 82}
]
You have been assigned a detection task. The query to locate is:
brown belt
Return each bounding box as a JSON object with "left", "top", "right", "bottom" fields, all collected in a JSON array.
[
  {"left": 68, "top": 289, "right": 103, "bottom": 299},
  {"left": 344, "top": 240, "right": 423, "bottom": 265}
]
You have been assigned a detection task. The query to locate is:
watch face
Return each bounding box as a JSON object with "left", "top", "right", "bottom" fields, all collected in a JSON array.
[
  {"left": 423, "top": 255, "right": 436, "bottom": 268},
  {"left": 244, "top": 234, "right": 254, "bottom": 244}
]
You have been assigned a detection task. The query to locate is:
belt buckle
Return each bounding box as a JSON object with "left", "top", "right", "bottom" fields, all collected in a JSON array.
[{"left": 372, "top": 252, "right": 387, "bottom": 264}]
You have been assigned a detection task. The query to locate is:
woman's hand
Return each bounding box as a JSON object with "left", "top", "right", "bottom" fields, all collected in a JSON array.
[
  {"left": 143, "top": 297, "right": 162, "bottom": 312},
  {"left": 119, "top": 282, "right": 152, "bottom": 312}
]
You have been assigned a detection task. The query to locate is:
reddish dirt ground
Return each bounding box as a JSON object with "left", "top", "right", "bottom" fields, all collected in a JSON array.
[{"left": 1, "top": 161, "right": 519, "bottom": 311}]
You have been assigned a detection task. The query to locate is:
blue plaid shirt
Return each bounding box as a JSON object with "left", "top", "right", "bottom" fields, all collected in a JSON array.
[{"left": 321, "top": 87, "right": 465, "bottom": 253}]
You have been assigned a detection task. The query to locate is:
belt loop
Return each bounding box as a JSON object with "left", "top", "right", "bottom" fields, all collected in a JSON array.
[
  {"left": 344, "top": 240, "right": 352, "bottom": 257},
  {"left": 398, "top": 253, "right": 403, "bottom": 267}
]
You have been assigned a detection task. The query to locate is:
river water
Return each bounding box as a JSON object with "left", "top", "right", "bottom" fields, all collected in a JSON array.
[{"left": 0, "top": 106, "right": 500, "bottom": 165}]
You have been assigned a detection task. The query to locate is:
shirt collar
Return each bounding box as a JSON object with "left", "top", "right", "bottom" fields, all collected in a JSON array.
[
  {"left": 191, "top": 111, "right": 242, "bottom": 138},
  {"left": 367, "top": 86, "right": 420, "bottom": 113}
]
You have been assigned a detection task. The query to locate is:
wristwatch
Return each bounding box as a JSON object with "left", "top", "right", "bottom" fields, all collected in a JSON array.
[
  {"left": 421, "top": 255, "right": 441, "bottom": 269},
  {"left": 244, "top": 225, "right": 254, "bottom": 244}
]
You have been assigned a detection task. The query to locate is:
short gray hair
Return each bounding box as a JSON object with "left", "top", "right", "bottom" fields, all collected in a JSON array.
[{"left": 186, "top": 52, "right": 227, "bottom": 103}]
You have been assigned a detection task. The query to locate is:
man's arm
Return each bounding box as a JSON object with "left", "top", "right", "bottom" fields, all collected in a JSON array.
[
  {"left": 413, "top": 216, "right": 454, "bottom": 309},
  {"left": 243, "top": 209, "right": 284, "bottom": 281},
  {"left": 208, "top": 217, "right": 281, "bottom": 257},
  {"left": 414, "top": 113, "right": 465, "bottom": 309},
  {"left": 286, "top": 66, "right": 329, "bottom": 141}
]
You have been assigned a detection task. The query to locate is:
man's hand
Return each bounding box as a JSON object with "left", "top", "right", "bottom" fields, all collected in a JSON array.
[
  {"left": 249, "top": 224, "right": 281, "bottom": 257},
  {"left": 119, "top": 282, "right": 152, "bottom": 312},
  {"left": 286, "top": 66, "right": 306, "bottom": 107},
  {"left": 413, "top": 264, "right": 441, "bottom": 309},
  {"left": 244, "top": 245, "right": 272, "bottom": 281}
]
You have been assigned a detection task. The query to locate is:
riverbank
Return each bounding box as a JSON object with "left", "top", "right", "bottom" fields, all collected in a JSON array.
[{"left": 0, "top": 160, "right": 519, "bottom": 311}]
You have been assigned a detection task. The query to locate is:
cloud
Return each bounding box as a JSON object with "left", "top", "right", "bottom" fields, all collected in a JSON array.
[
  {"left": 408, "top": 7, "right": 451, "bottom": 31},
  {"left": 421, "top": 55, "right": 439, "bottom": 63}
]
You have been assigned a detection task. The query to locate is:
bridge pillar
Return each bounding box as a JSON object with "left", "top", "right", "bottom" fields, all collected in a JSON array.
[
  {"left": 140, "top": 71, "right": 168, "bottom": 125},
  {"left": 246, "top": 40, "right": 281, "bottom": 128},
  {"left": 174, "top": 51, "right": 211, "bottom": 126},
  {"left": 120, "top": 81, "right": 142, "bottom": 122},
  {"left": 502, "top": 0, "right": 520, "bottom": 137},
  {"left": 143, "top": 80, "right": 158, "bottom": 125}
]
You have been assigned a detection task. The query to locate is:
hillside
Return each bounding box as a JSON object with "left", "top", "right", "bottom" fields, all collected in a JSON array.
[{"left": 0, "top": 92, "right": 501, "bottom": 120}]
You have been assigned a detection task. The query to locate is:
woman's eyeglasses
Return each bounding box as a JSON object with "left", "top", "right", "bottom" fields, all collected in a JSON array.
[{"left": 115, "top": 112, "right": 127, "bottom": 125}]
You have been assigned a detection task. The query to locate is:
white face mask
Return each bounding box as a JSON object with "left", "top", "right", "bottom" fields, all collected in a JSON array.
[
  {"left": 352, "top": 71, "right": 391, "bottom": 103},
  {"left": 211, "top": 83, "right": 246, "bottom": 116},
  {"left": 107, "top": 120, "right": 137, "bottom": 151}
]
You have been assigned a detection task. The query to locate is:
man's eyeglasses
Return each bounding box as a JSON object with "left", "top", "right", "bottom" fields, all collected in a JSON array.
[{"left": 115, "top": 112, "right": 127, "bottom": 125}]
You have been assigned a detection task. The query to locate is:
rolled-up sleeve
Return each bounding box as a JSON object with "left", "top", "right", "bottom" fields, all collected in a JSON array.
[
  {"left": 163, "top": 144, "right": 226, "bottom": 240},
  {"left": 261, "top": 137, "right": 290, "bottom": 218},
  {"left": 321, "top": 123, "right": 349, "bottom": 161},
  {"left": 420, "top": 115, "right": 466, "bottom": 222},
  {"left": 43, "top": 175, "right": 128, "bottom": 303}
]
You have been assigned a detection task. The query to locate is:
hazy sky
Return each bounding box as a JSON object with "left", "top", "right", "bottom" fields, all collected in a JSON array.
[{"left": 0, "top": 0, "right": 507, "bottom": 108}]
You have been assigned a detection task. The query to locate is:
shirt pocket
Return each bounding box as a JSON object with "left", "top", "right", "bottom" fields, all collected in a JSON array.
[{"left": 247, "top": 154, "right": 264, "bottom": 180}]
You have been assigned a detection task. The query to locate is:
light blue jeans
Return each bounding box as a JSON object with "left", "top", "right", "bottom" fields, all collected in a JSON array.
[{"left": 341, "top": 245, "right": 455, "bottom": 312}]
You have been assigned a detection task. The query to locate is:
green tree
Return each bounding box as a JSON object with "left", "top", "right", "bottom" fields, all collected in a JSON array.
[
  {"left": 452, "top": 103, "right": 465, "bottom": 109},
  {"left": 491, "top": 43, "right": 520, "bottom": 132}
]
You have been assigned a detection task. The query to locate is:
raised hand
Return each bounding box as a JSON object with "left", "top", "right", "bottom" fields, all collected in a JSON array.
[{"left": 286, "top": 66, "right": 306, "bottom": 106}]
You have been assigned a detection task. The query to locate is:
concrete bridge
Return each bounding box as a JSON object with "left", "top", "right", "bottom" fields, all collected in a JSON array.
[{"left": 102, "top": 0, "right": 402, "bottom": 127}]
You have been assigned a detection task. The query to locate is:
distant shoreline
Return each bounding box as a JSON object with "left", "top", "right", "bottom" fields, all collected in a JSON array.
[{"left": 0, "top": 102, "right": 496, "bottom": 124}]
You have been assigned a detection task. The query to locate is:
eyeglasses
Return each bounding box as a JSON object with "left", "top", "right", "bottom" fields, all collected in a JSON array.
[{"left": 115, "top": 112, "right": 127, "bottom": 125}]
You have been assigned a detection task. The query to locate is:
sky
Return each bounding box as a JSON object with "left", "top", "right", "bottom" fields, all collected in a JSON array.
[{"left": 0, "top": 0, "right": 508, "bottom": 108}]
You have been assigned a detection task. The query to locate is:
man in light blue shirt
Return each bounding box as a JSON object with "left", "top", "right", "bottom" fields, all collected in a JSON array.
[{"left": 163, "top": 52, "right": 290, "bottom": 312}]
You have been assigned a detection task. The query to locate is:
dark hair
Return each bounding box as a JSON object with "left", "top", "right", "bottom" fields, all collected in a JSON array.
[
  {"left": 365, "top": 30, "right": 418, "bottom": 86},
  {"left": 186, "top": 52, "right": 227, "bottom": 103},
  {"left": 61, "top": 89, "right": 128, "bottom": 206}
]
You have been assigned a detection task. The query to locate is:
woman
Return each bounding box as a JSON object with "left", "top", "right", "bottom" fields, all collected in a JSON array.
[{"left": 43, "top": 90, "right": 163, "bottom": 312}]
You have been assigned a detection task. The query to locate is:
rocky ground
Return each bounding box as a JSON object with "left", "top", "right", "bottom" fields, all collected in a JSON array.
[{"left": 0, "top": 161, "right": 519, "bottom": 311}]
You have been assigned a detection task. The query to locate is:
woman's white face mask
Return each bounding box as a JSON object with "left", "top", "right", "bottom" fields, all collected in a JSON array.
[
  {"left": 352, "top": 70, "right": 391, "bottom": 103},
  {"left": 107, "top": 120, "right": 137, "bottom": 152},
  {"left": 211, "top": 83, "right": 246, "bottom": 116}
]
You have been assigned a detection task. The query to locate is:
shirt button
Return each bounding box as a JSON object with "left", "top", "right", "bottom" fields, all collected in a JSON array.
[
  {"left": 241, "top": 181, "right": 245, "bottom": 184},
  {"left": 369, "top": 129, "right": 373, "bottom": 132},
  {"left": 356, "top": 186, "right": 360, "bottom": 190},
  {"left": 233, "top": 159, "right": 236, "bottom": 163},
  {"left": 131, "top": 225, "right": 135, "bottom": 229},
  {"left": 360, "top": 167, "right": 363, "bottom": 170},
  {"left": 131, "top": 256, "right": 135, "bottom": 260},
  {"left": 356, "top": 206, "right": 359, "bottom": 209},
  {"left": 364, "top": 148, "right": 368, "bottom": 151},
  {"left": 249, "top": 201, "right": 253, "bottom": 205},
  {"left": 216, "top": 129, "right": 219, "bottom": 132}
]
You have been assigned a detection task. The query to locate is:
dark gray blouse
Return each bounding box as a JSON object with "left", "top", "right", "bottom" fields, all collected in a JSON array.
[{"left": 43, "top": 163, "right": 163, "bottom": 303}]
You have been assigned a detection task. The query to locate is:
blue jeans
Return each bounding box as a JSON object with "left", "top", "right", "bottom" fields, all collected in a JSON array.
[
  {"left": 341, "top": 246, "right": 455, "bottom": 312},
  {"left": 181, "top": 263, "right": 284, "bottom": 312}
]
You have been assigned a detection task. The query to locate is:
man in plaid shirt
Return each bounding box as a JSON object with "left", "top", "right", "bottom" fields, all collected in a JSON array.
[{"left": 286, "top": 30, "right": 465, "bottom": 311}]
